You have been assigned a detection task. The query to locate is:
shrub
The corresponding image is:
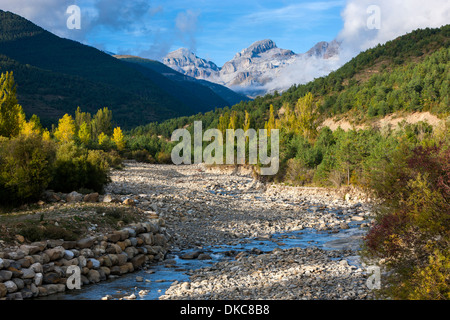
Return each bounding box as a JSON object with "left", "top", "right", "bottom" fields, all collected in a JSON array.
[
  {"left": 49, "top": 142, "right": 110, "bottom": 193},
  {"left": 363, "top": 140, "right": 450, "bottom": 299},
  {"left": 0, "top": 134, "right": 56, "bottom": 205},
  {"left": 131, "top": 149, "right": 155, "bottom": 163}
]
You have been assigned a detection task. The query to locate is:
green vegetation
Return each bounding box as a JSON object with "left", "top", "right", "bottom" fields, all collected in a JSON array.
[
  {"left": 0, "top": 72, "right": 124, "bottom": 206},
  {"left": 0, "top": 10, "right": 247, "bottom": 129}
]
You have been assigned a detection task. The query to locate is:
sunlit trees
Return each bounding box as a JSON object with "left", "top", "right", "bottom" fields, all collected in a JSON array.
[
  {"left": 54, "top": 114, "right": 76, "bottom": 143},
  {"left": 0, "top": 71, "right": 25, "bottom": 138},
  {"left": 112, "top": 126, "right": 125, "bottom": 151}
]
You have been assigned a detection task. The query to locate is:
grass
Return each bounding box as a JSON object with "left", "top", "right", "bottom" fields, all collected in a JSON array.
[{"left": 0, "top": 202, "right": 147, "bottom": 245}]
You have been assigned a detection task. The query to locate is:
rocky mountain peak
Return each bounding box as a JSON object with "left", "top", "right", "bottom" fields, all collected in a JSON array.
[{"left": 235, "top": 39, "right": 278, "bottom": 59}]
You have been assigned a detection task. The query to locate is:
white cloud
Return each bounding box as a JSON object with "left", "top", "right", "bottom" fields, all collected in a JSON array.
[{"left": 337, "top": 0, "right": 450, "bottom": 56}]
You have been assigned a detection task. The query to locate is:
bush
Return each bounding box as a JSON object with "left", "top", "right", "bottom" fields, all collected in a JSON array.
[
  {"left": 49, "top": 142, "right": 110, "bottom": 193},
  {"left": 0, "top": 134, "right": 56, "bottom": 205},
  {"left": 363, "top": 140, "right": 450, "bottom": 299},
  {"left": 131, "top": 149, "right": 155, "bottom": 163}
]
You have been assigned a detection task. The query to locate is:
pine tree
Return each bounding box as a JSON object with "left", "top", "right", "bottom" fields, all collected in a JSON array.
[{"left": 0, "top": 71, "right": 25, "bottom": 138}]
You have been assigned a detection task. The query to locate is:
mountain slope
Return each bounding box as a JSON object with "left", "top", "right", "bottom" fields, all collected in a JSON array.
[{"left": 0, "top": 10, "right": 240, "bottom": 128}]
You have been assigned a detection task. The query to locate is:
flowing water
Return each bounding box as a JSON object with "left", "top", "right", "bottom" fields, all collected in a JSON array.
[{"left": 38, "top": 220, "right": 367, "bottom": 300}]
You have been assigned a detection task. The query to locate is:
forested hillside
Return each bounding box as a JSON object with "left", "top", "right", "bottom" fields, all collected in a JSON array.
[{"left": 0, "top": 10, "right": 246, "bottom": 128}]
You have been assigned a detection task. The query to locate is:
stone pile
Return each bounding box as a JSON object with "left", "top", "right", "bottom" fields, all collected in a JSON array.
[{"left": 0, "top": 220, "right": 169, "bottom": 300}]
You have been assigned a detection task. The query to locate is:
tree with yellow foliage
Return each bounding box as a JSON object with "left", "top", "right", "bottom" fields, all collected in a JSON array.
[
  {"left": 264, "top": 104, "right": 276, "bottom": 136},
  {"left": 112, "top": 126, "right": 125, "bottom": 151},
  {"left": 97, "top": 132, "right": 109, "bottom": 147},
  {"left": 243, "top": 110, "right": 251, "bottom": 132},
  {"left": 54, "top": 114, "right": 76, "bottom": 143},
  {"left": 295, "top": 92, "right": 319, "bottom": 142}
]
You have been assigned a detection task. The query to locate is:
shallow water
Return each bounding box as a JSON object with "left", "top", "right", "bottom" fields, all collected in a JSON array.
[{"left": 39, "top": 220, "right": 368, "bottom": 300}]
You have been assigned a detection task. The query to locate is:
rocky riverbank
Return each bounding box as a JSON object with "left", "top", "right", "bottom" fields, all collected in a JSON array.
[
  {"left": 0, "top": 217, "right": 169, "bottom": 300},
  {"left": 0, "top": 161, "right": 379, "bottom": 300},
  {"left": 104, "top": 162, "right": 378, "bottom": 300}
]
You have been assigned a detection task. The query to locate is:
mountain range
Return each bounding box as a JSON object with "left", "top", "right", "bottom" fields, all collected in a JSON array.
[
  {"left": 163, "top": 39, "right": 341, "bottom": 97},
  {"left": 0, "top": 10, "right": 249, "bottom": 128}
]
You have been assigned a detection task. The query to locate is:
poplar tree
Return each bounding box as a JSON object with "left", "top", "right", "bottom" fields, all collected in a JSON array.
[{"left": 0, "top": 71, "right": 25, "bottom": 138}]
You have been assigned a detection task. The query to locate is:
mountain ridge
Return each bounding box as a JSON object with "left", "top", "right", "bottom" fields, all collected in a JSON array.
[{"left": 162, "top": 38, "right": 341, "bottom": 97}]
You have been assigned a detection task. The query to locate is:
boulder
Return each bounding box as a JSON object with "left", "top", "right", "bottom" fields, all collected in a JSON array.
[
  {"left": 130, "top": 254, "right": 146, "bottom": 269},
  {"left": 21, "top": 268, "right": 36, "bottom": 279},
  {"left": 83, "top": 192, "right": 99, "bottom": 203},
  {"left": 19, "top": 245, "right": 42, "bottom": 255},
  {"left": 0, "top": 283, "right": 7, "bottom": 298},
  {"left": 123, "top": 198, "right": 135, "bottom": 206},
  {"left": 0, "top": 270, "right": 13, "bottom": 281},
  {"left": 66, "top": 191, "right": 83, "bottom": 203},
  {"left": 44, "top": 247, "right": 65, "bottom": 261},
  {"left": 34, "top": 273, "right": 44, "bottom": 286},
  {"left": 43, "top": 272, "right": 61, "bottom": 284},
  {"left": 4, "top": 280, "right": 18, "bottom": 293},
  {"left": 76, "top": 237, "right": 95, "bottom": 249},
  {"left": 87, "top": 270, "right": 101, "bottom": 283}
]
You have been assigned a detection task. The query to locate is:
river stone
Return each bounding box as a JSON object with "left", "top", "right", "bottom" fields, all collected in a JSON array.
[
  {"left": 34, "top": 273, "right": 44, "bottom": 286},
  {"left": 62, "top": 241, "right": 77, "bottom": 250},
  {"left": 100, "top": 266, "right": 110, "bottom": 277},
  {"left": 44, "top": 247, "right": 65, "bottom": 261},
  {"left": 4, "top": 280, "right": 18, "bottom": 293},
  {"left": 88, "top": 258, "right": 101, "bottom": 269},
  {"left": 7, "top": 250, "right": 26, "bottom": 260},
  {"left": 77, "top": 237, "right": 95, "bottom": 249},
  {"left": 131, "top": 254, "right": 146, "bottom": 269},
  {"left": 124, "top": 247, "right": 138, "bottom": 259},
  {"left": 64, "top": 250, "right": 75, "bottom": 260},
  {"left": 153, "top": 234, "right": 167, "bottom": 247},
  {"left": 19, "top": 245, "right": 42, "bottom": 255},
  {"left": 12, "top": 278, "right": 25, "bottom": 290},
  {"left": 87, "top": 270, "right": 101, "bottom": 283},
  {"left": 83, "top": 192, "right": 99, "bottom": 203},
  {"left": 117, "top": 253, "right": 128, "bottom": 266},
  {"left": 106, "top": 233, "right": 121, "bottom": 243},
  {"left": 67, "top": 191, "right": 83, "bottom": 202},
  {"left": 43, "top": 272, "right": 61, "bottom": 284},
  {"left": 21, "top": 268, "right": 36, "bottom": 279},
  {"left": 47, "top": 239, "right": 64, "bottom": 248},
  {"left": 138, "top": 233, "right": 153, "bottom": 245},
  {"left": 123, "top": 198, "right": 135, "bottom": 206},
  {"left": 182, "top": 251, "right": 203, "bottom": 260},
  {"left": 30, "top": 241, "right": 47, "bottom": 251},
  {"left": 0, "top": 270, "right": 13, "bottom": 281},
  {"left": 7, "top": 267, "right": 23, "bottom": 278},
  {"left": 0, "top": 283, "right": 7, "bottom": 298}
]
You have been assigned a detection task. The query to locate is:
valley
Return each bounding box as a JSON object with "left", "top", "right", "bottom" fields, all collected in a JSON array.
[{"left": 45, "top": 161, "right": 376, "bottom": 300}]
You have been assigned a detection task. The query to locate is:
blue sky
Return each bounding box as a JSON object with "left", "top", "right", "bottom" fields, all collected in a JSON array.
[{"left": 86, "top": 0, "right": 346, "bottom": 65}]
